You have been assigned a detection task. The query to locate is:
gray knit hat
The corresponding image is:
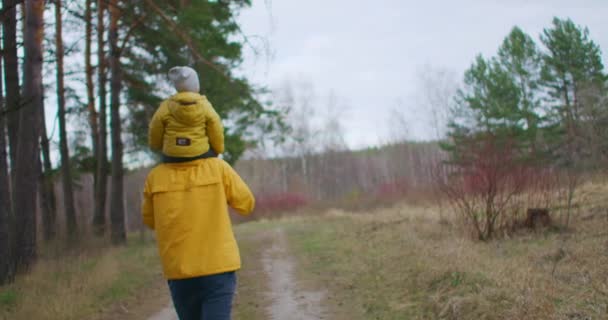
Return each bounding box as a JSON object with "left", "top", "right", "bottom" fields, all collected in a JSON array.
[{"left": 168, "top": 66, "right": 200, "bottom": 93}]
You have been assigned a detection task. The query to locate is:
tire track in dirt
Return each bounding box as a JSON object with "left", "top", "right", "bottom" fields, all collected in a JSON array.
[{"left": 262, "top": 228, "right": 326, "bottom": 320}]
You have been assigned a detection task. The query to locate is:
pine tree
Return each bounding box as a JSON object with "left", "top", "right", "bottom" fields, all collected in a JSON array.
[
  {"left": 120, "top": 0, "right": 285, "bottom": 163},
  {"left": 445, "top": 54, "right": 522, "bottom": 165},
  {"left": 497, "top": 26, "right": 543, "bottom": 155},
  {"left": 55, "top": 0, "right": 78, "bottom": 240},
  {"left": 14, "top": 0, "right": 45, "bottom": 272},
  {"left": 109, "top": 0, "right": 126, "bottom": 245},
  {"left": 1, "top": 0, "right": 20, "bottom": 283},
  {"left": 2, "top": 0, "right": 20, "bottom": 168},
  {"left": 94, "top": 0, "right": 109, "bottom": 237},
  {"left": 540, "top": 17, "right": 607, "bottom": 168},
  {"left": 541, "top": 18, "right": 605, "bottom": 121},
  {"left": 0, "top": 44, "right": 13, "bottom": 284}
]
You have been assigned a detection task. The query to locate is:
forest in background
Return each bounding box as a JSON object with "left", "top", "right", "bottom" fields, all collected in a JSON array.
[
  {"left": 0, "top": 0, "right": 286, "bottom": 285},
  {"left": 0, "top": 0, "right": 606, "bottom": 296}
]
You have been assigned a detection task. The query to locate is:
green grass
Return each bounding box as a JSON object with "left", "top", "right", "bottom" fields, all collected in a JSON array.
[
  {"left": 286, "top": 216, "right": 431, "bottom": 319},
  {"left": 0, "top": 290, "right": 16, "bottom": 309},
  {"left": 99, "top": 241, "right": 159, "bottom": 304}
]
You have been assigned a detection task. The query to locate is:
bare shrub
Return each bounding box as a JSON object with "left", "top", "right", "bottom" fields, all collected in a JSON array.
[{"left": 435, "top": 136, "right": 536, "bottom": 240}]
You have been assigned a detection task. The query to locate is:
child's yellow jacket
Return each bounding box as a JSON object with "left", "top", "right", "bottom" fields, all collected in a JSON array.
[
  {"left": 149, "top": 92, "right": 224, "bottom": 157},
  {"left": 142, "top": 158, "right": 255, "bottom": 279}
]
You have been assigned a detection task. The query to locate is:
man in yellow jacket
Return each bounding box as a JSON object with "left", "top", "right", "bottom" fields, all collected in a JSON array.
[
  {"left": 142, "top": 158, "right": 254, "bottom": 320},
  {"left": 142, "top": 67, "right": 255, "bottom": 319}
]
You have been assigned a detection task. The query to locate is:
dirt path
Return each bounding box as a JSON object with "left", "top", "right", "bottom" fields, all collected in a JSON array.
[
  {"left": 147, "top": 227, "right": 325, "bottom": 320},
  {"left": 147, "top": 305, "right": 177, "bottom": 320},
  {"left": 262, "top": 228, "right": 326, "bottom": 320}
]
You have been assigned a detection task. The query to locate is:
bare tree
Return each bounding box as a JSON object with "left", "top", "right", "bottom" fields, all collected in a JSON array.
[
  {"left": 416, "top": 64, "right": 458, "bottom": 140},
  {"left": 277, "top": 79, "right": 320, "bottom": 157},
  {"left": 435, "top": 135, "right": 538, "bottom": 240},
  {"left": 320, "top": 91, "right": 348, "bottom": 152},
  {"left": 386, "top": 99, "right": 410, "bottom": 143},
  {"left": 268, "top": 79, "right": 321, "bottom": 195}
]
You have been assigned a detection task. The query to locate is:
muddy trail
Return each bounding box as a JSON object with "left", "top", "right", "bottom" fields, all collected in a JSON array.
[
  {"left": 261, "top": 229, "right": 326, "bottom": 320},
  {"left": 146, "top": 228, "right": 325, "bottom": 320}
]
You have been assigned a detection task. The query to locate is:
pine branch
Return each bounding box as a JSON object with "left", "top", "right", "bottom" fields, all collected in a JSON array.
[{"left": 142, "top": 0, "right": 231, "bottom": 81}]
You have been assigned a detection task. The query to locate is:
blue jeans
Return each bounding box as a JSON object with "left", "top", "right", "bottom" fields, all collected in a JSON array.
[{"left": 168, "top": 271, "right": 236, "bottom": 320}]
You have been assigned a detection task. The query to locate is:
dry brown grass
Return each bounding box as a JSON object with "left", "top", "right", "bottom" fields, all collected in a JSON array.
[
  {"left": 0, "top": 237, "right": 161, "bottom": 320},
  {"left": 4, "top": 180, "right": 605, "bottom": 319},
  {"left": 235, "top": 181, "right": 608, "bottom": 319}
]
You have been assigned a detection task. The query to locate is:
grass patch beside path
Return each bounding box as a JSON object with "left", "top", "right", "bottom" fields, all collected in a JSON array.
[
  {"left": 0, "top": 236, "right": 162, "bottom": 320},
  {"left": 283, "top": 206, "right": 608, "bottom": 320}
]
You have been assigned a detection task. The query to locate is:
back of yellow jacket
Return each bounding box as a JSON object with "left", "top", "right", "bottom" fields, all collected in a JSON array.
[
  {"left": 142, "top": 158, "right": 254, "bottom": 279},
  {"left": 148, "top": 92, "right": 224, "bottom": 157}
]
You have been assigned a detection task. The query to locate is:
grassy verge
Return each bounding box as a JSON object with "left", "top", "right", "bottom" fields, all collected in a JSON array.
[
  {"left": 4, "top": 194, "right": 605, "bottom": 319},
  {"left": 0, "top": 236, "right": 162, "bottom": 320},
  {"left": 282, "top": 205, "right": 608, "bottom": 319}
]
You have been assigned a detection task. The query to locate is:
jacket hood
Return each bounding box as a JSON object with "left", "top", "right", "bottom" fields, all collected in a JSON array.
[{"left": 167, "top": 92, "right": 210, "bottom": 126}]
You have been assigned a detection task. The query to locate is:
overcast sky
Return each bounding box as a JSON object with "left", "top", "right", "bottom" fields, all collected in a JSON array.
[{"left": 236, "top": 0, "right": 608, "bottom": 149}]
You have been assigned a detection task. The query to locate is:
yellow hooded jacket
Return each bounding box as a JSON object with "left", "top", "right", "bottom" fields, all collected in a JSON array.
[
  {"left": 149, "top": 92, "right": 224, "bottom": 157},
  {"left": 142, "top": 158, "right": 255, "bottom": 279}
]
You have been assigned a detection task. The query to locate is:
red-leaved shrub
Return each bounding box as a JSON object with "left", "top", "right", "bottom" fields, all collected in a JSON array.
[{"left": 254, "top": 192, "right": 310, "bottom": 214}]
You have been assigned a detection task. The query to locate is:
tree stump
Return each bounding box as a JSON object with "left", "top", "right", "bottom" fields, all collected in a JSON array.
[{"left": 524, "top": 208, "right": 551, "bottom": 229}]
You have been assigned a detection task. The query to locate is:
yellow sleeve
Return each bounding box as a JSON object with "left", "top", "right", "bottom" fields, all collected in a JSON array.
[
  {"left": 206, "top": 103, "right": 225, "bottom": 154},
  {"left": 222, "top": 160, "right": 254, "bottom": 215},
  {"left": 142, "top": 180, "right": 155, "bottom": 229},
  {"left": 148, "top": 103, "right": 168, "bottom": 151}
]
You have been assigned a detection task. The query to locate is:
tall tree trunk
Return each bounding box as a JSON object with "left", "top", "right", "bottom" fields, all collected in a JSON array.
[
  {"left": 56, "top": 0, "right": 77, "bottom": 240},
  {"left": 34, "top": 0, "right": 55, "bottom": 241},
  {"left": 2, "top": 0, "right": 21, "bottom": 173},
  {"left": 85, "top": 0, "right": 99, "bottom": 200},
  {"left": 39, "top": 119, "right": 56, "bottom": 241},
  {"left": 94, "top": 0, "right": 108, "bottom": 236},
  {"left": 1, "top": 0, "right": 20, "bottom": 282},
  {"left": 85, "top": 0, "right": 98, "bottom": 166},
  {"left": 36, "top": 153, "right": 50, "bottom": 235},
  {"left": 39, "top": 68, "right": 56, "bottom": 241},
  {"left": 0, "top": 46, "right": 14, "bottom": 285},
  {"left": 109, "top": 0, "right": 126, "bottom": 245},
  {"left": 14, "top": 0, "right": 45, "bottom": 272}
]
